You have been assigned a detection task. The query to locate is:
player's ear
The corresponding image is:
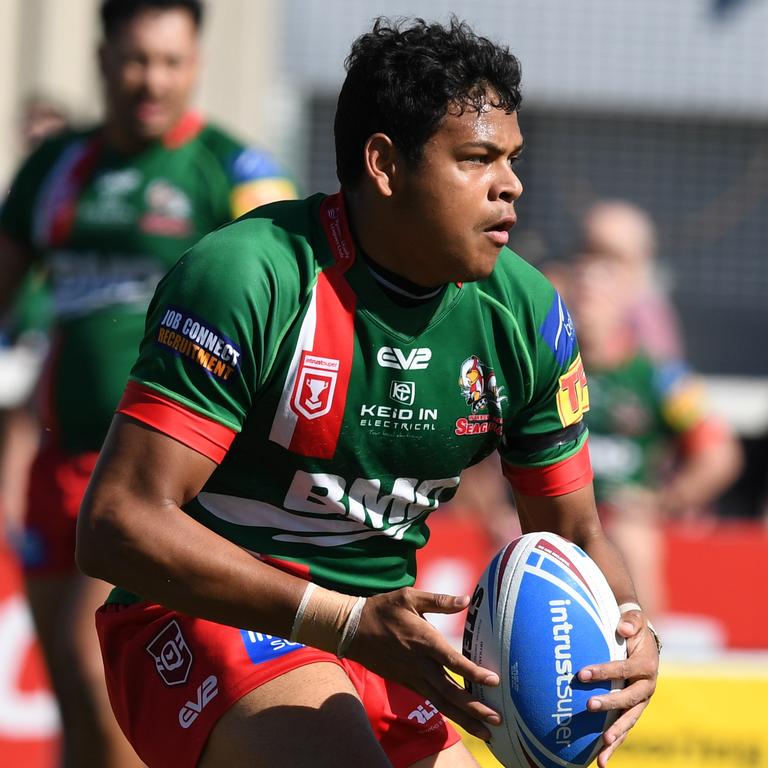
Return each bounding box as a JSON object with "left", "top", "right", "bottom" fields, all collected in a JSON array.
[{"left": 363, "top": 133, "right": 398, "bottom": 198}]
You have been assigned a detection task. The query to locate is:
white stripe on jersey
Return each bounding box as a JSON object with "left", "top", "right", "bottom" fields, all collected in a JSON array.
[
  {"left": 33, "top": 139, "right": 90, "bottom": 248},
  {"left": 268, "top": 282, "right": 318, "bottom": 449}
]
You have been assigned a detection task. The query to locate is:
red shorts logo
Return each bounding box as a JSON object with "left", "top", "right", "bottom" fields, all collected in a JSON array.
[{"left": 145, "top": 619, "right": 193, "bottom": 686}]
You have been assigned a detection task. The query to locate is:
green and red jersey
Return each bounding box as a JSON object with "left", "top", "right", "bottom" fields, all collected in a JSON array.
[
  {"left": 0, "top": 112, "right": 296, "bottom": 453},
  {"left": 585, "top": 353, "right": 723, "bottom": 502},
  {"left": 117, "top": 192, "right": 593, "bottom": 597}
]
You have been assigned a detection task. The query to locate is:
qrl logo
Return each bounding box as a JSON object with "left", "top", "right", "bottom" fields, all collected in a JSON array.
[
  {"left": 292, "top": 352, "right": 339, "bottom": 419},
  {"left": 146, "top": 619, "right": 193, "bottom": 686}
]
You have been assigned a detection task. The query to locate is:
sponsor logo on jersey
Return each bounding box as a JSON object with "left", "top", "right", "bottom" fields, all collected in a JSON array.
[
  {"left": 376, "top": 347, "right": 432, "bottom": 370},
  {"left": 389, "top": 381, "right": 415, "bottom": 405},
  {"left": 157, "top": 306, "right": 241, "bottom": 381},
  {"left": 359, "top": 403, "right": 438, "bottom": 433},
  {"left": 455, "top": 355, "right": 506, "bottom": 436},
  {"left": 408, "top": 699, "right": 439, "bottom": 725},
  {"left": 279, "top": 471, "right": 460, "bottom": 544},
  {"left": 145, "top": 619, "right": 193, "bottom": 687},
  {"left": 50, "top": 250, "right": 164, "bottom": 316},
  {"left": 556, "top": 354, "right": 590, "bottom": 427},
  {"left": 291, "top": 353, "right": 339, "bottom": 420},
  {"left": 178, "top": 675, "right": 218, "bottom": 729},
  {"left": 141, "top": 179, "right": 192, "bottom": 236},
  {"left": 79, "top": 169, "right": 140, "bottom": 226},
  {"left": 540, "top": 292, "right": 576, "bottom": 367},
  {"left": 240, "top": 631, "right": 303, "bottom": 665}
]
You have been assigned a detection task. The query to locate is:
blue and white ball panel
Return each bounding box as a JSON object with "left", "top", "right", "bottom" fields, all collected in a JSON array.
[
  {"left": 464, "top": 533, "right": 626, "bottom": 768},
  {"left": 505, "top": 563, "right": 615, "bottom": 765}
]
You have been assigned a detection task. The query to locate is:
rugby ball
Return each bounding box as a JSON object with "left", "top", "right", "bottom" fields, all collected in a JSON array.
[{"left": 462, "top": 532, "right": 626, "bottom": 768}]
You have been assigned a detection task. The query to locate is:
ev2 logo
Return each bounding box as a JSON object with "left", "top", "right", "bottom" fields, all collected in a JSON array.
[
  {"left": 178, "top": 675, "right": 219, "bottom": 729},
  {"left": 377, "top": 347, "right": 431, "bottom": 370}
]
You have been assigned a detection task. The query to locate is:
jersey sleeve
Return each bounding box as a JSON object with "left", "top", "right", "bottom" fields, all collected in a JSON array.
[
  {"left": 226, "top": 146, "right": 298, "bottom": 217},
  {"left": 653, "top": 359, "right": 729, "bottom": 454},
  {"left": 118, "top": 220, "right": 279, "bottom": 461},
  {"left": 498, "top": 279, "right": 593, "bottom": 496},
  {"left": 0, "top": 135, "right": 65, "bottom": 249}
]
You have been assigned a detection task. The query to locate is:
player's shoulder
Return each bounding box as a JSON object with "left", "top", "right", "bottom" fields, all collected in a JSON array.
[
  {"left": 12, "top": 125, "right": 97, "bottom": 177},
  {"left": 174, "top": 194, "right": 326, "bottom": 286},
  {"left": 479, "top": 247, "right": 559, "bottom": 318},
  {"left": 196, "top": 121, "right": 286, "bottom": 181}
]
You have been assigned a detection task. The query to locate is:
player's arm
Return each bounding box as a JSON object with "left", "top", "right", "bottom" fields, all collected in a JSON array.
[
  {"left": 660, "top": 418, "right": 743, "bottom": 515},
  {"left": 77, "top": 412, "right": 502, "bottom": 740},
  {"left": 512, "top": 481, "right": 659, "bottom": 767},
  {"left": 0, "top": 231, "right": 34, "bottom": 317}
]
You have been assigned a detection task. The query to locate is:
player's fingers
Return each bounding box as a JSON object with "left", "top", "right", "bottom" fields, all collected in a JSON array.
[
  {"left": 577, "top": 656, "right": 652, "bottom": 683},
  {"left": 430, "top": 639, "right": 500, "bottom": 687},
  {"left": 596, "top": 703, "right": 646, "bottom": 766},
  {"left": 602, "top": 700, "right": 646, "bottom": 744},
  {"left": 411, "top": 589, "right": 471, "bottom": 615},
  {"left": 586, "top": 678, "right": 652, "bottom": 713},
  {"left": 418, "top": 679, "right": 496, "bottom": 742}
]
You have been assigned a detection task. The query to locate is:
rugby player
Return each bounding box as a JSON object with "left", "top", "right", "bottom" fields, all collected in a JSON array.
[
  {"left": 77, "top": 17, "right": 659, "bottom": 768},
  {"left": 0, "top": 1, "right": 296, "bottom": 765},
  {"left": 569, "top": 250, "right": 742, "bottom": 615}
]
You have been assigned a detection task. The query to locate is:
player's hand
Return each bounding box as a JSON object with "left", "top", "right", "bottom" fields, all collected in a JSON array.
[
  {"left": 576, "top": 607, "right": 659, "bottom": 766},
  {"left": 346, "top": 587, "right": 502, "bottom": 740}
]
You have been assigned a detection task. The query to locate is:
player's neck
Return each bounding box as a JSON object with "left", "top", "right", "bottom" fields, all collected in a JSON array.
[
  {"left": 102, "top": 120, "right": 155, "bottom": 155},
  {"left": 344, "top": 188, "right": 444, "bottom": 290}
]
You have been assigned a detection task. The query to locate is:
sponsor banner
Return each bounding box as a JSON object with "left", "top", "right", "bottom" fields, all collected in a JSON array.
[
  {"left": 460, "top": 663, "right": 768, "bottom": 768},
  {"left": 0, "top": 545, "right": 59, "bottom": 767}
]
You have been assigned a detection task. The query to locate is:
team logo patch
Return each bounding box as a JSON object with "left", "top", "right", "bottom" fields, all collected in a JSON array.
[
  {"left": 140, "top": 179, "right": 192, "bottom": 236},
  {"left": 291, "top": 352, "right": 339, "bottom": 419},
  {"left": 146, "top": 619, "right": 193, "bottom": 687},
  {"left": 557, "top": 354, "right": 590, "bottom": 427},
  {"left": 455, "top": 356, "right": 506, "bottom": 436},
  {"left": 540, "top": 292, "right": 576, "bottom": 367},
  {"left": 156, "top": 305, "right": 241, "bottom": 382}
]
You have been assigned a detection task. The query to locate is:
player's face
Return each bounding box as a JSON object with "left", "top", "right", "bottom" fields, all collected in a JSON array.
[
  {"left": 100, "top": 8, "right": 199, "bottom": 144},
  {"left": 394, "top": 104, "right": 523, "bottom": 285}
]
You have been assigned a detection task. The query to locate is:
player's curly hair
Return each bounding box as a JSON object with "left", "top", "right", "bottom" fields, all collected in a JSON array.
[
  {"left": 335, "top": 16, "right": 522, "bottom": 186},
  {"left": 100, "top": 0, "right": 204, "bottom": 39}
]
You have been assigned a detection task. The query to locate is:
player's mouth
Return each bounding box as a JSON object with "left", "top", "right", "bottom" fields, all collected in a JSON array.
[
  {"left": 483, "top": 215, "right": 517, "bottom": 247},
  {"left": 134, "top": 100, "right": 167, "bottom": 124}
]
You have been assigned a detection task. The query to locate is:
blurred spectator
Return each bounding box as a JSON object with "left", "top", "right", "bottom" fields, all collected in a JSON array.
[
  {"left": 568, "top": 251, "right": 743, "bottom": 616},
  {"left": 0, "top": 0, "right": 297, "bottom": 766},
  {"left": 580, "top": 200, "right": 684, "bottom": 362}
]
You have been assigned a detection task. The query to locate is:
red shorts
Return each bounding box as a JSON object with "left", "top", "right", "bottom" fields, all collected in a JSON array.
[
  {"left": 22, "top": 443, "right": 99, "bottom": 575},
  {"left": 96, "top": 602, "right": 461, "bottom": 768}
]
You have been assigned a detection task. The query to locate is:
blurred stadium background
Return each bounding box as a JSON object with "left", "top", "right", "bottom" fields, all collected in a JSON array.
[{"left": 1, "top": 1, "right": 766, "bottom": 766}]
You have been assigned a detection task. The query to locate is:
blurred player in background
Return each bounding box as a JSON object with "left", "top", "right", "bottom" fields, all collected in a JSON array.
[
  {"left": 78, "top": 17, "right": 657, "bottom": 768},
  {"left": 0, "top": 0, "right": 296, "bottom": 765},
  {"left": 0, "top": 94, "right": 65, "bottom": 547},
  {"left": 568, "top": 250, "right": 743, "bottom": 616},
  {"left": 580, "top": 200, "right": 684, "bottom": 362}
]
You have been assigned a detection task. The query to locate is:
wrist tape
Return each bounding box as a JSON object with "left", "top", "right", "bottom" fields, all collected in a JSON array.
[{"left": 289, "top": 582, "right": 366, "bottom": 657}]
